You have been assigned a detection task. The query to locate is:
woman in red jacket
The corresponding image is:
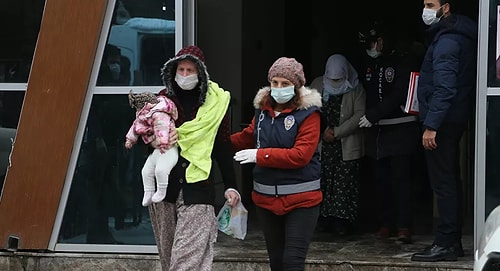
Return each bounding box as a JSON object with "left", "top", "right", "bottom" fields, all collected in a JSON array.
[{"left": 231, "top": 57, "right": 323, "bottom": 271}]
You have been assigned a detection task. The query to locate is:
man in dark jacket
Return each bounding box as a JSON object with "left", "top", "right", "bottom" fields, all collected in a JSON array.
[{"left": 411, "top": 0, "right": 477, "bottom": 262}]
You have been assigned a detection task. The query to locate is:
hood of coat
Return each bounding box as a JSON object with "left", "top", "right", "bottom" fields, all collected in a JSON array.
[
  {"left": 253, "top": 86, "right": 322, "bottom": 111},
  {"left": 427, "top": 14, "right": 478, "bottom": 44},
  {"left": 160, "top": 52, "right": 210, "bottom": 105}
]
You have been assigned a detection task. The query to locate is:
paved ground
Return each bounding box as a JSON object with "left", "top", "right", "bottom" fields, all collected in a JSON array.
[{"left": 214, "top": 214, "right": 474, "bottom": 270}]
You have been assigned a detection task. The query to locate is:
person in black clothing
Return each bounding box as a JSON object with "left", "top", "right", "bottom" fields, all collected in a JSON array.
[
  {"left": 357, "top": 22, "right": 422, "bottom": 243},
  {"left": 97, "top": 44, "right": 131, "bottom": 86},
  {"left": 411, "top": 0, "right": 477, "bottom": 261}
]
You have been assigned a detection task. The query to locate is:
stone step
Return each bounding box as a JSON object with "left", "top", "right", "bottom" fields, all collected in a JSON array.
[{"left": 0, "top": 232, "right": 474, "bottom": 271}]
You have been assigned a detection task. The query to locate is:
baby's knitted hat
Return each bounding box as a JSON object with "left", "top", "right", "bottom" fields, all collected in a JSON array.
[
  {"left": 128, "top": 90, "right": 158, "bottom": 110},
  {"left": 268, "top": 57, "right": 305, "bottom": 88}
]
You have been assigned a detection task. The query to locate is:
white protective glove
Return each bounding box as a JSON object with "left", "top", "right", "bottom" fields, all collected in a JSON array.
[
  {"left": 359, "top": 115, "right": 373, "bottom": 128},
  {"left": 234, "top": 149, "right": 258, "bottom": 164}
]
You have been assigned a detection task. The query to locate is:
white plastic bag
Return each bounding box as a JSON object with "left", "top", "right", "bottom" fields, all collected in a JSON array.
[{"left": 216, "top": 200, "right": 248, "bottom": 240}]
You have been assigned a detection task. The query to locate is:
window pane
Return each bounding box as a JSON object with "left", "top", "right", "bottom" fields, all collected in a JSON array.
[
  {"left": 0, "top": 91, "right": 23, "bottom": 200},
  {"left": 0, "top": 0, "right": 43, "bottom": 206},
  {"left": 0, "top": 91, "right": 25, "bottom": 129},
  {"left": 59, "top": 95, "right": 156, "bottom": 245},
  {"left": 60, "top": 0, "right": 178, "bottom": 246},
  {"left": 97, "top": 0, "right": 176, "bottom": 86},
  {"left": 486, "top": 96, "right": 500, "bottom": 218},
  {"left": 0, "top": 0, "right": 45, "bottom": 83},
  {"left": 489, "top": 2, "right": 500, "bottom": 86}
]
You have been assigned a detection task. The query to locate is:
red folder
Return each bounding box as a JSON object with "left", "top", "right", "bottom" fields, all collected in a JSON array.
[{"left": 404, "top": 72, "right": 419, "bottom": 115}]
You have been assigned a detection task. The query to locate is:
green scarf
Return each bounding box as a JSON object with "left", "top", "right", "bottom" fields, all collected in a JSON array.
[{"left": 176, "top": 81, "right": 231, "bottom": 183}]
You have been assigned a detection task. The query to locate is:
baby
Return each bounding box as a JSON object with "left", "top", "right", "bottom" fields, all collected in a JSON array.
[{"left": 125, "top": 90, "right": 178, "bottom": 206}]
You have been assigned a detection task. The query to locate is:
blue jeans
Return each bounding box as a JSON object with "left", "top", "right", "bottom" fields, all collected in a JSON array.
[{"left": 256, "top": 204, "right": 319, "bottom": 271}]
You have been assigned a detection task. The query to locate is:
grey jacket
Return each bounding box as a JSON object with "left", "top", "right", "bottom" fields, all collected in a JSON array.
[{"left": 332, "top": 83, "right": 366, "bottom": 161}]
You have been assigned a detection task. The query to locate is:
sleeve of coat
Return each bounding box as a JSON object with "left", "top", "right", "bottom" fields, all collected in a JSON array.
[
  {"left": 424, "top": 37, "right": 460, "bottom": 130},
  {"left": 333, "top": 84, "right": 366, "bottom": 138},
  {"left": 152, "top": 112, "right": 171, "bottom": 147},
  {"left": 230, "top": 117, "right": 257, "bottom": 152},
  {"left": 213, "top": 110, "right": 238, "bottom": 191},
  {"left": 125, "top": 120, "right": 139, "bottom": 144}
]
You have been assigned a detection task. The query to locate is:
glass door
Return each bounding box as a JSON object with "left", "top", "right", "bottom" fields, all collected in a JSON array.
[
  {"left": 475, "top": 0, "right": 500, "bottom": 250},
  {"left": 52, "top": 0, "right": 194, "bottom": 253}
]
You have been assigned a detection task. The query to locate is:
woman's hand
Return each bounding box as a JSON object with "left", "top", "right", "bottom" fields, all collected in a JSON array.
[
  {"left": 168, "top": 120, "right": 178, "bottom": 148},
  {"left": 224, "top": 189, "right": 240, "bottom": 207},
  {"left": 322, "top": 127, "right": 335, "bottom": 143}
]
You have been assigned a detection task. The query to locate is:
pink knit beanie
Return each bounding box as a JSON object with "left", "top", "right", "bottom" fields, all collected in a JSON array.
[{"left": 268, "top": 57, "right": 306, "bottom": 88}]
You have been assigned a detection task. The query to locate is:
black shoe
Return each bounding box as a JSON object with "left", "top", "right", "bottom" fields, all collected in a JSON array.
[
  {"left": 315, "top": 218, "right": 334, "bottom": 233},
  {"left": 396, "top": 228, "right": 412, "bottom": 244},
  {"left": 334, "top": 218, "right": 352, "bottom": 236},
  {"left": 411, "top": 244, "right": 458, "bottom": 262}
]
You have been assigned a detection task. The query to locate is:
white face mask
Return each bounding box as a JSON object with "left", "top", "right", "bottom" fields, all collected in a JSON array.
[
  {"left": 422, "top": 7, "right": 443, "bottom": 26},
  {"left": 109, "top": 63, "right": 121, "bottom": 80},
  {"left": 322, "top": 77, "right": 352, "bottom": 101},
  {"left": 330, "top": 78, "right": 346, "bottom": 88},
  {"left": 270, "top": 86, "right": 296, "bottom": 104},
  {"left": 175, "top": 73, "right": 199, "bottom": 90},
  {"left": 366, "top": 42, "right": 381, "bottom": 58}
]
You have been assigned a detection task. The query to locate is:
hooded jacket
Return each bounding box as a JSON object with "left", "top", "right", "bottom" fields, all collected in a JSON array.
[
  {"left": 158, "top": 47, "right": 237, "bottom": 205},
  {"left": 417, "top": 14, "right": 478, "bottom": 130}
]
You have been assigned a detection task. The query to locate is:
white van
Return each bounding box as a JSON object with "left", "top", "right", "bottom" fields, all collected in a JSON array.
[{"left": 107, "top": 18, "right": 175, "bottom": 85}]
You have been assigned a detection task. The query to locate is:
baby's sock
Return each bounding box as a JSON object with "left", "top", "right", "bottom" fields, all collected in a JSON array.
[
  {"left": 142, "top": 191, "right": 155, "bottom": 206},
  {"left": 152, "top": 187, "right": 167, "bottom": 203}
]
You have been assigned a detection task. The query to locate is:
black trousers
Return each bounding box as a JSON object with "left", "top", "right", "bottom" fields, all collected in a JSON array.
[
  {"left": 256, "top": 204, "right": 319, "bottom": 271},
  {"left": 424, "top": 122, "right": 465, "bottom": 246},
  {"left": 376, "top": 155, "right": 413, "bottom": 229}
]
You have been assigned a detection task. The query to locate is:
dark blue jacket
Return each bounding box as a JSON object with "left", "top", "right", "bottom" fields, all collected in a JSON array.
[{"left": 417, "top": 14, "right": 478, "bottom": 130}]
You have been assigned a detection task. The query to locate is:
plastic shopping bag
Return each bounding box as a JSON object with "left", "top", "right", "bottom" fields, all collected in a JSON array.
[{"left": 216, "top": 200, "right": 248, "bottom": 240}]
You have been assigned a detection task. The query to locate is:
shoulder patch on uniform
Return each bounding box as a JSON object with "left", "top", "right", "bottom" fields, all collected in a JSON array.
[{"left": 284, "top": 115, "right": 295, "bottom": 131}]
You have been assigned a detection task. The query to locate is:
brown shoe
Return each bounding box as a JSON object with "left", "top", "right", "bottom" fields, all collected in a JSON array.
[
  {"left": 376, "top": 227, "right": 392, "bottom": 239},
  {"left": 397, "top": 228, "right": 412, "bottom": 244}
]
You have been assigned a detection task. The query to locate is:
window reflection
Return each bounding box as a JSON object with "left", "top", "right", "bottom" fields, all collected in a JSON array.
[
  {"left": 0, "top": 91, "right": 24, "bottom": 129},
  {"left": 97, "top": 0, "right": 176, "bottom": 86},
  {"left": 0, "top": 0, "right": 42, "bottom": 202},
  {"left": 60, "top": 0, "right": 176, "bottom": 246},
  {"left": 59, "top": 95, "right": 155, "bottom": 245},
  {"left": 97, "top": 44, "right": 132, "bottom": 86},
  {"left": 0, "top": 91, "right": 24, "bottom": 194},
  {"left": 486, "top": 97, "right": 500, "bottom": 217},
  {"left": 0, "top": 0, "right": 44, "bottom": 83},
  {"left": 0, "top": 91, "right": 24, "bottom": 187},
  {"left": 0, "top": 91, "right": 24, "bottom": 198},
  {"left": 489, "top": 2, "right": 500, "bottom": 86}
]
